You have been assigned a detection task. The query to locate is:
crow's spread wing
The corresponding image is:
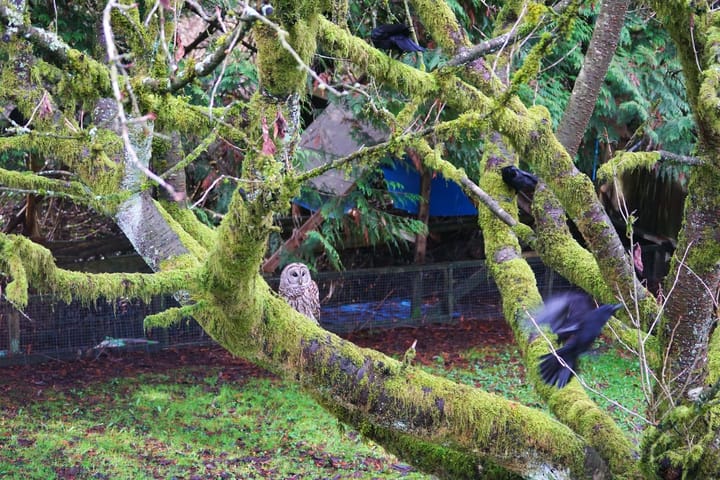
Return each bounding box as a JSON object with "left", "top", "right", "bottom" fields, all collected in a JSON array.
[{"left": 534, "top": 293, "right": 594, "bottom": 339}]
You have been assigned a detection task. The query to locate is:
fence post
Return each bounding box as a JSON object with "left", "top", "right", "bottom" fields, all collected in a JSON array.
[
  {"left": 411, "top": 271, "right": 423, "bottom": 320},
  {"left": 446, "top": 264, "right": 454, "bottom": 322},
  {"left": 8, "top": 309, "right": 20, "bottom": 354}
]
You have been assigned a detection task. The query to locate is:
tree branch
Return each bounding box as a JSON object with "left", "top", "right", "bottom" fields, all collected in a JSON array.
[{"left": 0, "top": 233, "right": 197, "bottom": 308}]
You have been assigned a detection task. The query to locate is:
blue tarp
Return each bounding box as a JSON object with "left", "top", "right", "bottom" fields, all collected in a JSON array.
[
  {"left": 320, "top": 299, "right": 461, "bottom": 331},
  {"left": 295, "top": 157, "right": 477, "bottom": 217},
  {"left": 381, "top": 158, "right": 478, "bottom": 216}
]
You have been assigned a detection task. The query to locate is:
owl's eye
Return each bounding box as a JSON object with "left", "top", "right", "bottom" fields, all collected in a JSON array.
[{"left": 292, "top": 272, "right": 298, "bottom": 276}]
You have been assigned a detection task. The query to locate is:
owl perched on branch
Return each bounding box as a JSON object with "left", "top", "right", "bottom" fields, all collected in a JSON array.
[{"left": 279, "top": 262, "right": 320, "bottom": 323}]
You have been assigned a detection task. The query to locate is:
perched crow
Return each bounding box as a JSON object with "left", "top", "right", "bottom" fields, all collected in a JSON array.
[
  {"left": 535, "top": 294, "right": 622, "bottom": 388},
  {"left": 501, "top": 165, "right": 538, "bottom": 192},
  {"left": 371, "top": 24, "right": 425, "bottom": 53}
]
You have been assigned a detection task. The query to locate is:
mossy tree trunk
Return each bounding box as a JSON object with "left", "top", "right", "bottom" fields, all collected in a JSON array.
[{"left": 1, "top": 0, "right": 719, "bottom": 478}]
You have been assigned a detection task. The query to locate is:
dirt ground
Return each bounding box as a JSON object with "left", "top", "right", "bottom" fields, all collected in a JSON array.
[{"left": 0, "top": 317, "right": 514, "bottom": 397}]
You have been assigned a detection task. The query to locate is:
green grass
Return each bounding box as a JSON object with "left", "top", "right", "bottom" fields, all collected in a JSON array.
[
  {"left": 1, "top": 374, "right": 429, "bottom": 479},
  {"left": 0, "top": 340, "right": 646, "bottom": 478},
  {"left": 422, "top": 340, "right": 647, "bottom": 442}
]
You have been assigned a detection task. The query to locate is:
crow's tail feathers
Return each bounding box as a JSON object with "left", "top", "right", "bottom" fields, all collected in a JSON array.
[
  {"left": 392, "top": 36, "right": 425, "bottom": 52},
  {"left": 539, "top": 352, "right": 575, "bottom": 388}
]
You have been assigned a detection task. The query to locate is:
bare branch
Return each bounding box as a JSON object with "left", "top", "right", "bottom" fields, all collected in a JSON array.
[{"left": 446, "top": 0, "right": 572, "bottom": 67}]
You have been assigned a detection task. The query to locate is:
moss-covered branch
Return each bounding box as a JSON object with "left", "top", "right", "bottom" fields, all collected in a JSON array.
[
  {"left": 476, "top": 142, "right": 640, "bottom": 478},
  {"left": 0, "top": 167, "right": 94, "bottom": 204},
  {"left": 317, "top": 17, "right": 438, "bottom": 97},
  {"left": 318, "top": 14, "right": 648, "bottom": 317},
  {"left": 410, "top": 0, "right": 469, "bottom": 52},
  {"left": 532, "top": 182, "right": 614, "bottom": 298},
  {"left": 0, "top": 233, "right": 198, "bottom": 308},
  {"left": 410, "top": 137, "right": 535, "bottom": 244},
  {"left": 167, "top": 17, "right": 254, "bottom": 92},
  {"left": 197, "top": 275, "right": 612, "bottom": 478}
]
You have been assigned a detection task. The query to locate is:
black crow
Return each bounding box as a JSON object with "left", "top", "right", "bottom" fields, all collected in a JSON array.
[
  {"left": 535, "top": 294, "right": 622, "bottom": 388},
  {"left": 371, "top": 24, "right": 425, "bottom": 53},
  {"left": 501, "top": 165, "right": 538, "bottom": 192}
]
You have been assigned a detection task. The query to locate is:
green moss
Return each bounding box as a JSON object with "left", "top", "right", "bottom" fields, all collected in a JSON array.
[
  {"left": 4, "top": 248, "right": 29, "bottom": 308},
  {"left": 412, "top": 0, "right": 470, "bottom": 53},
  {"left": 707, "top": 325, "right": 720, "bottom": 385},
  {"left": 0, "top": 126, "right": 124, "bottom": 212},
  {"left": 396, "top": 97, "right": 421, "bottom": 129},
  {"left": 474, "top": 142, "right": 640, "bottom": 478},
  {"left": 0, "top": 166, "right": 89, "bottom": 200},
  {"left": 0, "top": 233, "right": 197, "bottom": 308},
  {"left": 153, "top": 200, "right": 208, "bottom": 266},
  {"left": 56, "top": 49, "right": 112, "bottom": 110},
  {"left": 317, "top": 17, "right": 437, "bottom": 97},
  {"left": 503, "top": 32, "right": 553, "bottom": 102},
  {"left": 142, "top": 93, "right": 215, "bottom": 135},
  {"left": 596, "top": 151, "right": 660, "bottom": 183},
  {"left": 640, "top": 400, "right": 720, "bottom": 478},
  {"left": 0, "top": 44, "right": 44, "bottom": 121},
  {"left": 437, "top": 74, "right": 489, "bottom": 114},
  {"left": 415, "top": 141, "right": 464, "bottom": 183},
  {"left": 531, "top": 185, "right": 615, "bottom": 299},
  {"left": 672, "top": 164, "right": 720, "bottom": 274},
  {"left": 144, "top": 301, "right": 206, "bottom": 329},
  {"left": 255, "top": 16, "right": 319, "bottom": 97},
  {"left": 164, "top": 203, "right": 217, "bottom": 251}
]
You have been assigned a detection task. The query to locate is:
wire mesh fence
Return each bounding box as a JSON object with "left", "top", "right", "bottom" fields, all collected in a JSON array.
[{"left": 0, "top": 258, "right": 572, "bottom": 366}]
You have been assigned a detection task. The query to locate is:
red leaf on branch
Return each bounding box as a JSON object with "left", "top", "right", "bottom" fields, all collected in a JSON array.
[
  {"left": 274, "top": 109, "right": 287, "bottom": 139},
  {"left": 633, "top": 243, "right": 643, "bottom": 275},
  {"left": 261, "top": 116, "right": 276, "bottom": 155},
  {"left": 174, "top": 36, "right": 185, "bottom": 62}
]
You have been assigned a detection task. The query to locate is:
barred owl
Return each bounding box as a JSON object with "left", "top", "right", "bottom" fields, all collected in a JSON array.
[{"left": 279, "top": 263, "right": 320, "bottom": 323}]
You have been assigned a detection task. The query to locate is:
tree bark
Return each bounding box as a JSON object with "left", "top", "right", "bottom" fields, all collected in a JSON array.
[
  {"left": 555, "top": 0, "right": 630, "bottom": 158},
  {"left": 661, "top": 165, "right": 720, "bottom": 396},
  {"left": 92, "top": 99, "right": 193, "bottom": 272}
]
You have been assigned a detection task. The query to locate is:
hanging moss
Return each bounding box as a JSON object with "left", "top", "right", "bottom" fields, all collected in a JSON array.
[
  {"left": 0, "top": 233, "right": 197, "bottom": 308},
  {"left": 4, "top": 249, "right": 29, "bottom": 308},
  {"left": 596, "top": 151, "right": 660, "bottom": 182},
  {"left": 144, "top": 301, "right": 207, "bottom": 329}
]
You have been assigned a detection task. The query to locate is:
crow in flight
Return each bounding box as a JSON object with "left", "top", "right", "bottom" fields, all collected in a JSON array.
[
  {"left": 371, "top": 24, "right": 425, "bottom": 53},
  {"left": 535, "top": 294, "right": 622, "bottom": 388},
  {"left": 501, "top": 165, "right": 538, "bottom": 193}
]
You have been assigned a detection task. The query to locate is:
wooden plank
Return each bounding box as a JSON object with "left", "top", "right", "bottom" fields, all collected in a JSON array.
[{"left": 262, "top": 209, "right": 326, "bottom": 273}]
